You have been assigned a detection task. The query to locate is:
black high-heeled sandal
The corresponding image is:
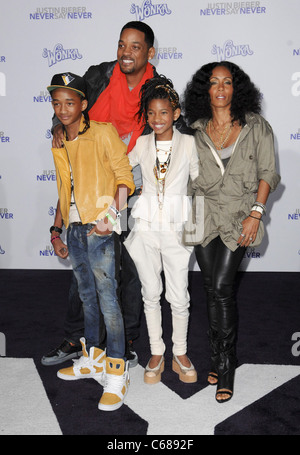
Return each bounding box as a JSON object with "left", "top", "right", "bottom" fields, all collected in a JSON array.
[
  {"left": 207, "top": 371, "right": 218, "bottom": 385},
  {"left": 215, "top": 366, "right": 235, "bottom": 403},
  {"left": 207, "top": 329, "right": 219, "bottom": 385},
  {"left": 215, "top": 388, "right": 233, "bottom": 403}
]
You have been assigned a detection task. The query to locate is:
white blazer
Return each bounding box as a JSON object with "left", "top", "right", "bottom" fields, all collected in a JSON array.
[{"left": 128, "top": 128, "right": 199, "bottom": 224}]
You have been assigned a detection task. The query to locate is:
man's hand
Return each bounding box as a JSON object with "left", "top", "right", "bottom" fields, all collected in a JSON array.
[{"left": 52, "top": 124, "right": 64, "bottom": 148}]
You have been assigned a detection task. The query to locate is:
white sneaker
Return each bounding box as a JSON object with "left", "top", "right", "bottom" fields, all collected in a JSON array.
[
  {"left": 98, "top": 358, "right": 129, "bottom": 411},
  {"left": 57, "top": 337, "right": 105, "bottom": 385}
]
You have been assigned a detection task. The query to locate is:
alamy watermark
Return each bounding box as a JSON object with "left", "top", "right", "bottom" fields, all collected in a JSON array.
[
  {"left": 0, "top": 332, "right": 6, "bottom": 356},
  {"left": 291, "top": 332, "right": 300, "bottom": 357}
]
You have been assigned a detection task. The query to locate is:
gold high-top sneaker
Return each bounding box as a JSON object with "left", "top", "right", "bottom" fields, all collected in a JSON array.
[
  {"left": 57, "top": 337, "right": 105, "bottom": 384},
  {"left": 98, "top": 358, "right": 129, "bottom": 411}
]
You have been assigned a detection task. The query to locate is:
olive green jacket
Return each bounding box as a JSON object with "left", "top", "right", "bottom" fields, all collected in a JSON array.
[{"left": 183, "top": 113, "right": 280, "bottom": 251}]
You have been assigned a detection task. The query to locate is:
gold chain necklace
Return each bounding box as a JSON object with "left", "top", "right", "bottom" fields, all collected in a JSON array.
[
  {"left": 208, "top": 119, "right": 233, "bottom": 150},
  {"left": 153, "top": 145, "right": 172, "bottom": 210}
]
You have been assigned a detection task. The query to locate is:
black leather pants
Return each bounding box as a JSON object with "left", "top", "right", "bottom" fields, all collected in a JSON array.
[{"left": 195, "top": 236, "right": 245, "bottom": 390}]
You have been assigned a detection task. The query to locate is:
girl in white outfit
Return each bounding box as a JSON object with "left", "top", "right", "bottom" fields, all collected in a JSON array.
[{"left": 124, "top": 76, "right": 199, "bottom": 384}]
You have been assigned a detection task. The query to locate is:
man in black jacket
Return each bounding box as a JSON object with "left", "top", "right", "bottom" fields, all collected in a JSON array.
[{"left": 43, "top": 21, "right": 191, "bottom": 368}]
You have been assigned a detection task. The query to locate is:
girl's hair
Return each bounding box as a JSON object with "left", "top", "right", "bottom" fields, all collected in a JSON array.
[
  {"left": 182, "top": 61, "right": 261, "bottom": 126},
  {"left": 137, "top": 75, "right": 180, "bottom": 125}
]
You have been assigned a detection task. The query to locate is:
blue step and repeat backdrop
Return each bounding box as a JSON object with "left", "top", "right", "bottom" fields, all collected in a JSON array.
[{"left": 0, "top": 0, "right": 299, "bottom": 271}]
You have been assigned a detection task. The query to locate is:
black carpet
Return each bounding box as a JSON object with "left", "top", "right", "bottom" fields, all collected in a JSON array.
[{"left": 0, "top": 269, "right": 299, "bottom": 436}]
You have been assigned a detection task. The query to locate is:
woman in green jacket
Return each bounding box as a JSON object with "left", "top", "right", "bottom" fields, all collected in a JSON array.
[{"left": 183, "top": 61, "right": 280, "bottom": 403}]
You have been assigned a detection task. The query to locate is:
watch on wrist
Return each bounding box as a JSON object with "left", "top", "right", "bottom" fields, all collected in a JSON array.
[{"left": 50, "top": 226, "right": 63, "bottom": 234}]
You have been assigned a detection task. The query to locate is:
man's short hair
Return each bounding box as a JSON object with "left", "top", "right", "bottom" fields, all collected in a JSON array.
[{"left": 121, "top": 21, "right": 154, "bottom": 49}]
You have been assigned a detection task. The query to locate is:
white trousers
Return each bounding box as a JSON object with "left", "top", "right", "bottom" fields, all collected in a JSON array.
[{"left": 124, "top": 221, "right": 193, "bottom": 356}]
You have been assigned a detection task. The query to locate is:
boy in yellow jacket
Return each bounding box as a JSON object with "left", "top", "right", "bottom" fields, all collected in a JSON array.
[{"left": 48, "top": 72, "right": 135, "bottom": 411}]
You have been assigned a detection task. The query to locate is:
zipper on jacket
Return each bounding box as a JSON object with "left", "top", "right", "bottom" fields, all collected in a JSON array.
[{"left": 63, "top": 142, "right": 79, "bottom": 223}]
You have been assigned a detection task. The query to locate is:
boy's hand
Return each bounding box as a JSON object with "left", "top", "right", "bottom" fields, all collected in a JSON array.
[
  {"left": 51, "top": 236, "right": 68, "bottom": 258},
  {"left": 87, "top": 215, "right": 114, "bottom": 237}
]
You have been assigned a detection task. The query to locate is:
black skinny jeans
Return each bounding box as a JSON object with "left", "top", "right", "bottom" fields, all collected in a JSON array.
[{"left": 195, "top": 236, "right": 245, "bottom": 377}]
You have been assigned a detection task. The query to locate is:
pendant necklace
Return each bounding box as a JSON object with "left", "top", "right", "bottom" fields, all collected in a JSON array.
[
  {"left": 153, "top": 142, "right": 172, "bottom": 210},
  {"left": 208, "top": 119, "right": 233, "bottom": 151}
]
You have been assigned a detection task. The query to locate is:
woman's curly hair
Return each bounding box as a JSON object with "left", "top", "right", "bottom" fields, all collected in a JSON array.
[{"left": 182, "top": 61, "right": 261, "bottom": 126}]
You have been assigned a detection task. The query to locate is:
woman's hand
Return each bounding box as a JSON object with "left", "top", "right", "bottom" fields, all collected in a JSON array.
[
  {"left": 237, "top": 180, "right": 270, "bottom": 247},
  {"left": 51, "top": 236, "right": 68, "bottom": 258},
  {"left": 237, "top": 214, "right": 261, "bottom": 247}
]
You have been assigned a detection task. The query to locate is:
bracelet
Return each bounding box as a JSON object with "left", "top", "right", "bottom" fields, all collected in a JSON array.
[
  {"left": 50, "top": 226, "right": 63, "bottom": 234},
  {"left": 251, "top": 205, "right": 264, "bottom": 215},
  {"left": 50, "top": 235, "right": 60, "bottom": 243},
  {"left": 249, "top": 214, "right": 261, "bottom": 221},
  {"left": 109, "top": 205, "right": 121, "bottom": 218},
  {"left": 105, "top": 212, "right": 117, "bottom": 226},
  {"left": 255, "top": 201, "right": 266, "bottom": 210},
  {"left": 252, "top": 202, "right": 266, "bottom": 215}
]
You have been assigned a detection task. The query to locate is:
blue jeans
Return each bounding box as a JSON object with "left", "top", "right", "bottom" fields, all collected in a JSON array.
[{"left": 67, "top": 224, "right": 125, "bottom": 359}]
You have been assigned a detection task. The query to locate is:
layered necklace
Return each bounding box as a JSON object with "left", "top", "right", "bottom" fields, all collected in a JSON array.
[
  {"left": 208, "top": 119, "right": 233, "bottom": 151},
  {"left": 153, "top": 141, "right": 172, "bottom": 210}
]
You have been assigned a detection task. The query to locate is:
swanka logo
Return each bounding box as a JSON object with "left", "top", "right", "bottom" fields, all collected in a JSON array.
[
  {"left": 42, "top": 44, "right": 82, "bottom": 67},
  {"left": 211, "top": 39, "right": 254, "bottom": 62},
  {"left": 48, "top": 206, "right": 57, "bottom": 217},
  {"left": 130, "top": 0, "right": 171, "bottom": 21}
]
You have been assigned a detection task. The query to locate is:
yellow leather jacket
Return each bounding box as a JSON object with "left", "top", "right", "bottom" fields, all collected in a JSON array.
[{"left": 52, "top": 118, "right": 135, "bottom": 227}]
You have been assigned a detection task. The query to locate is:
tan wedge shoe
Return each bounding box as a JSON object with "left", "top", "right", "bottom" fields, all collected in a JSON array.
[
  {"left": 144, "top": 356, "right": 165, "bottom": 384},
  {"left": 172, "top": 355, "right": 197, "bottom": 383}
]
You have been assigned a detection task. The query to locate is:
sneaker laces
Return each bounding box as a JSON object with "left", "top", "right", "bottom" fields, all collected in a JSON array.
[
  {"left": 103, "top": 371, "right": 128, "bottom": 397},
  {"left": 72, "top": 354, "right": 97, "bottom": 374}
]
